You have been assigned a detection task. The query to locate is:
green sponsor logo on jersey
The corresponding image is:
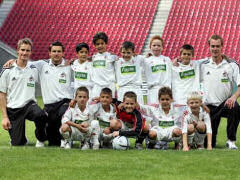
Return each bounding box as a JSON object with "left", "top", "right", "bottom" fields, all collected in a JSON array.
[
  {"left": 27, "top": 83, "right": 35, "bottom": 87},
  {"left": 179, "top": 69, "right": 195, "bottom": 79},
  {"left": 97, "top": 118, "right": 110, "bottom": 127},
  {"left": 74, "top": 120, "right": 84, "bottom": 124},
  {"left": 121, "top": 66, "right": 136, "bottom": 74},
  {"left": 93, "top": 60, "right": 106, "bottom": 68},
  {"left": 159, "top": 121, "right": 174, "bottom": 128},
  {"left": 59, "top": 79, "right": 66, "bottom": 84},
  {"left": 151, "top": 64, "right": 166, "bottom": 73},
  {"left": 75, "top": 71, "right": 88, "bottom": 80},
  {"left": 221, "top": 79, "right": 229, "bottom": 83}
]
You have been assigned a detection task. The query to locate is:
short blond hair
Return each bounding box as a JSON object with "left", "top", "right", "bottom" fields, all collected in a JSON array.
[
  {"left": 17, "top": 38, "right": 33, "bottom": 51},
  {"left": 187, "top": 91, "right": 202, "bottom": 101}
]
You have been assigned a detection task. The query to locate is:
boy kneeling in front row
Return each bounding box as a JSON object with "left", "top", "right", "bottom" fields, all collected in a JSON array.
[
  {"left": 111, "top": 92, "right": 149, "bottom": 150},
  {"left": 60, "top": 87, "right": 99, "bottom": 150},
  {"left": 182, "top": 91, "right": 212, "bottom": 151}
]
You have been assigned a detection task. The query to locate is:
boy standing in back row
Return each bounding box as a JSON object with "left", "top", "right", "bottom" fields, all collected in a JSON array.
[{"left": 91, "top": 32, "right": 118, "bottom": 98}]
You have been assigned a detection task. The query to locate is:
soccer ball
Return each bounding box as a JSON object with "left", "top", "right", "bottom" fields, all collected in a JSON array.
[{"left": 112, "top": 136, "right": 130, "bottom": 150}]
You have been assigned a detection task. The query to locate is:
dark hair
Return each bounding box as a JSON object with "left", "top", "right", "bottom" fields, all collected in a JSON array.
[
  {"left": 75, "top": 86, "right": 89, "bottom": 98},
  {"left": 121, "top": 41, "right": 135, "bottom": 52},
  {"left": 123, "top": 91, "right": 137, "bottom": 102},
  {"left": 49, "top": 41, "right": 65, "bottom": 52},
  {"left": 76, "top": 43, "right": 89, "bottom": 53},
  {"left": 158, "top": 87, "right": 173, "bottom": 99},
  {"left": 100, "top": 87, "right": 112, "bottom": 96},
  {"left": 180, "top": 44, "right": 194, "bottom": 56},
  {"left": 92, "top": 32, "right": 108, "bottom": 45}
]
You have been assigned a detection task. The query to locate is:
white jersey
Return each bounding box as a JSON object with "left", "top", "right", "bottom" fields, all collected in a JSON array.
[
  {"left": 62, "top": 104, "right": 91, "bottom": 124},
  {"left": 200, "top": 58, "right": 240, "bottom": 106},
  {"left": 144, "top": 55, "right": 172, "bottom": 88},
  {"left": 91, "top": 52, "right": 118, "bottom": 86},
  {"left": 0, "top": 62, "right": 38, "bottom": 108},
  {"left": 182, "top": 107, "right": 212, "bottom": 134},
  {"left": 172, "top": 61, "right": 200, "bottom": 105},
  {"left": 115, "top": 55, "right": 144, "bottom": 87},
  {"left": 89, "top": 103, "right": 116, "bottom": 127},
  {"left": 71, "top": 60, "right": 93, "bottom": 91},
  {"left": 32, "top": 59, "right": 74, "bottom": 104},
  {"left": 140, "top": 104, "right": 181, "bottom": 128}
]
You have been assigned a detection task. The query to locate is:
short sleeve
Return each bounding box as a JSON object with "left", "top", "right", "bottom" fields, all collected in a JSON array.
[
  {"left": 61, "top": 107, "right": 73, "bottom": 124},
  {"left": 0, "top": 68, "right": 9, "bottom": 93}
]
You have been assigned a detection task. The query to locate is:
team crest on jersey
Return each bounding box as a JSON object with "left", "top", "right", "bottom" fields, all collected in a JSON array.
[
  {"left": 27, "top": 76, "right": 35, "bottom": 87},
  {"left": 59, "top": 72, "right": 67, "bottom": 83},
  {"left": 223, "top": 71, "right": 228, "bottom": 77},
  {"left": 221, "top": 71, "right": 229, "bottom": 83},
  {"left": 76, "top": 113, "right": 79, "bottom": 117},
  {"left": 60, "top": 72, "right": 66, "bottom": 77},
  {"left": 45, "top": 70, "right": 49, "bottom": 74},
  {"left": 29, "top": 76, "right": 34, "bottom": 82},
  {"left": 206, "top": 71, "right": 210, "bottom": 75}
]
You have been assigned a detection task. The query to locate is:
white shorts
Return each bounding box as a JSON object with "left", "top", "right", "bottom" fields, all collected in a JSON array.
[
  {"left": 71, "top": 120, "right": 99, "bottom": 142},
  {"left": 151, "top": 126, "right": 177, "bottom": 142},
  {"left": 190, "top": 132, "right": 206, "bottom": 145},
  {"left": 117, "top": 86, "right": 144, "bottom": 104},
  {"left": 70, "top": 127, "right": 86, "bottom": 141},
  {"left": 147, "top": 85, "right": 163, "bottom": 104},
  {"left": 92, "top": 83, "right": 116, "bottom": 98}
]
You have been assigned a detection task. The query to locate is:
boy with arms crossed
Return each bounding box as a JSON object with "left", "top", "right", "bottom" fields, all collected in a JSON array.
[
  {"left": 144, "top": 36, "right": 172, "bottom": 104},
  {"left": 60, "top": 87, "right": 99, "bottom": 150},
  {"left": 182, "top": 91, "right": 212, "bottom": 151},
  {"left": 115, "top": 41, "right": 144, "bottom": 104},
  {"left": 0, "top": 38, "right": 47, "bottom": 146},
  {"left": 140, "top": 87, "right": 182, "bottom": 149}
]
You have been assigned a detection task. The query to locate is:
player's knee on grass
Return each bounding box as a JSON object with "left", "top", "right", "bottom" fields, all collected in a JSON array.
[
  {"left": 196, "top": 121, "right": 206, "bottom": 133},
  {"left": 60, "top": 124, "right": 71, "bottom": 133},
  {"left": 172, "top": 128, "right": 182, "bottom": 137},
  {"left": 103, "top": 127, "right": 111, "bottom": 135},
  {"left": 110, "top": 119, "right": 122, "bottom": 131},
  {"left": 187, "top": 124, "right": 195, "bottom": 135},
  {"left": 143, "top": 123, "right": 149, "bottom": 133},
  {"left": 149, "top": 130, "right": 157, "bottom": 139}
]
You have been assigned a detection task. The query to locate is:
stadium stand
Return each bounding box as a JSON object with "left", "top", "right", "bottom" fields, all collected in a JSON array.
[
  {"left": 0, "top": 0, "right": 159, "bottom": 60},
  {"left": 162, "top": 0, "right": 240, "bottom": 61}
]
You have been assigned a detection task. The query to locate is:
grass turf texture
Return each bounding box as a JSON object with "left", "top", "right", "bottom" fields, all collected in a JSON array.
[{"left": 0, "top": 97, "right": 240, "bottom": 180}]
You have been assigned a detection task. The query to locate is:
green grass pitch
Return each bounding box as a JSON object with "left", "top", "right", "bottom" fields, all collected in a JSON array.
[{"left": 0, "top": 97, "right": 240, "bottom": 180}]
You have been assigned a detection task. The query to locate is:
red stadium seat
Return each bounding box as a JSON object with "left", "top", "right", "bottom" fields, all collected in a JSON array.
[
  {"left": 162, "top": 0, "right": 240, "bottom": 61},
  {"left": 0, "top": 0, "right": 160, "bottom": 60}
]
